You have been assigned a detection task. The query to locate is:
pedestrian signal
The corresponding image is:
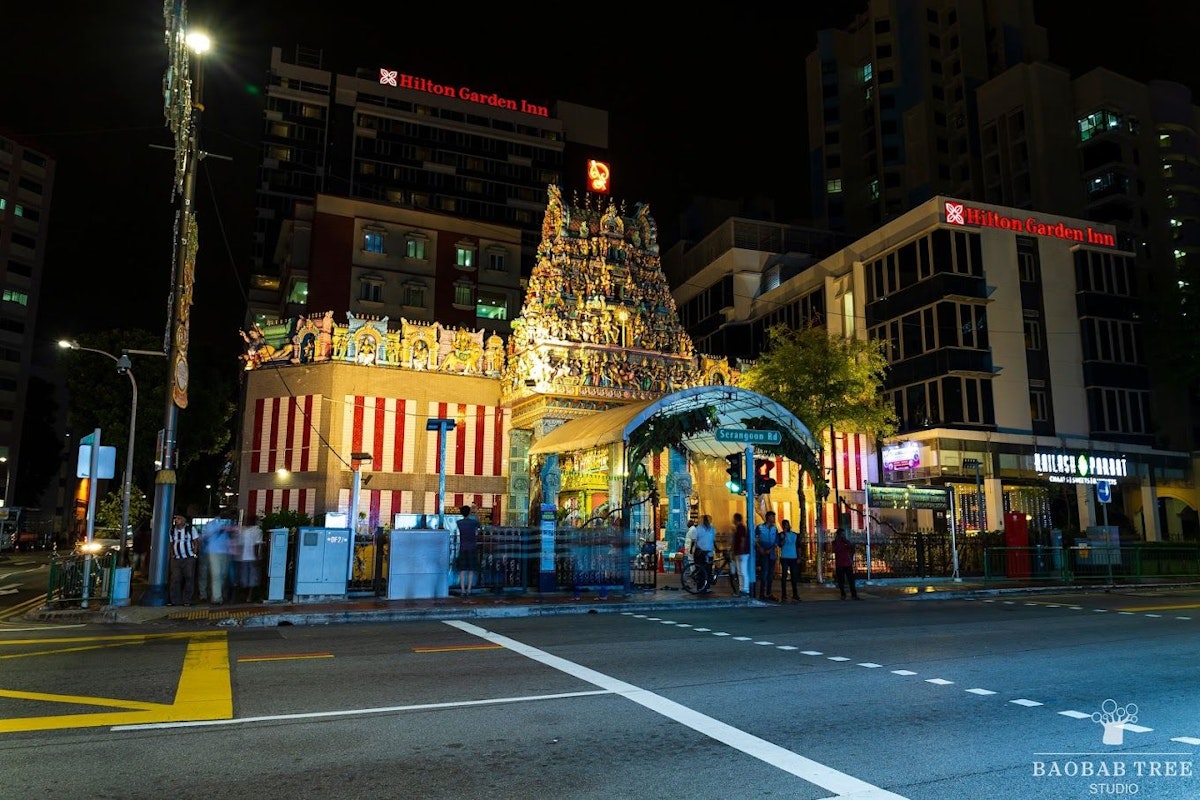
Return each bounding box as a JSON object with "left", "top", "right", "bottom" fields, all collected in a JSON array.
[
  {"left": 725, "top": 454, "right": 745, "bottom": 494},
  {"left": 754, "top": 458, "right": 776, "bottom": 494}
]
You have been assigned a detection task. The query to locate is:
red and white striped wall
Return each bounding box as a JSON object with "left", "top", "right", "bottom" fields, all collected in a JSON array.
[
  {"left": 341, "top": 396, "right": 419, "bottom": 472},
  {"left": 250, "top": 395, "right": 323, "bottom": 473},
  {"left": 424, "top": 401, "right": 508, "bottom": 477}
]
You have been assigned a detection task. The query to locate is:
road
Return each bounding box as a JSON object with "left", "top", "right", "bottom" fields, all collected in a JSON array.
[{"left": 1, "top": 586, "right": 1198, "bottom": 799}]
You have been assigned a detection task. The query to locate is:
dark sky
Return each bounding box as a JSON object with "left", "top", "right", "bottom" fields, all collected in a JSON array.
[{"left": 4, "top": 1, "right": 1199, "bottom": 362}]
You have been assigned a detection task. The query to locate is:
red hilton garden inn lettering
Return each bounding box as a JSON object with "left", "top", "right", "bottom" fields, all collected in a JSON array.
[
  {"left": 944, "top": 201, "right": 1116, "bottom": 247},
  {"left": 378, "top": 68, "right": 549, "bottom": 117}
]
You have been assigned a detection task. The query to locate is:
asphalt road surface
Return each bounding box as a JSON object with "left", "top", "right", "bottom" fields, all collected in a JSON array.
[{"left": 2, "top": 587, "right": 1198, "bottom": 799}]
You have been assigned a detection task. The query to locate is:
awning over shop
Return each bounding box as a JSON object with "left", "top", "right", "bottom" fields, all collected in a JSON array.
[{"left": 528, "top": 385, "right": 819, "bottom": 460}]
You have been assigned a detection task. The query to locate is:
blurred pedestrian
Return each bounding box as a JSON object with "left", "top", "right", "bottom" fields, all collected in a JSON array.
[
  {"left": 778, "top": 519, "right": 801, "bottom": 602},
  {"left": 833, "top": 529, "right": 861, "bottom": 600},
  {"left": 754, "top": 510, "right": 780, "bottom": 601},
  {"left": 206, "top": 516, "right": 233, "bottom": 604},
  {"left": 233, "top": 515, "right": 263, "bottom": 603},
  {"left": 730, "top": 513, "right": 750, "bottom": 595},
  {"left": 196, "top": 516, "right": 221, "bottom": 602},
  {"left": 455, "top": 505, "right": 481, "bottom": 601},
  {"left": 167, "top": 515, "right": 198, "bottom": 606},
  {"left": 130, "top": 523, "right": 151, "bottom": 578}
]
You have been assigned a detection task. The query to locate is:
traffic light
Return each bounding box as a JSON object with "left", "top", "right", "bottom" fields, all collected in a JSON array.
[
  {"left": 754, "top": 458, "right": 777, "bottom": 494},
  {"left": 724, "top": 454, "right": 745, "bottom": 494}
]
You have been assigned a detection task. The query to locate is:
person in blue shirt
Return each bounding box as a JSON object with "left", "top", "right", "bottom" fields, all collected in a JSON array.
[
  {"left": 754, "top": 511, "right": 780, "bottom": 601},
  {"left": 778, "top": 518, "right": 802, "bottom": 602}
]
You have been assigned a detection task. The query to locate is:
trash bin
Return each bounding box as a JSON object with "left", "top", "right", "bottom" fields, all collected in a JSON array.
[{"left": 111, "top": 566, "right": 132, "bottom": 607}]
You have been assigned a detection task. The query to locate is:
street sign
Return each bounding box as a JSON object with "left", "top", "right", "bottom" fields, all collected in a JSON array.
[
  {"left": 715, "top": 427, "right": 781, "bottom": 445},
  {"left": 1096, "top": 480, "right": 1112, "bottom": 504}
]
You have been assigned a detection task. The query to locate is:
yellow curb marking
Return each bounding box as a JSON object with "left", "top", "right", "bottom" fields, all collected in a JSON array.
[
  {"left": 0, "top": 631, "right": 231, "bottom": 733},
  {"left": 1113, "top": 602, "right": 1200, "bottom": 612}
]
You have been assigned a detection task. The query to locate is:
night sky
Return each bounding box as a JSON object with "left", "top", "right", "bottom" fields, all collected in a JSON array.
[{"left": 5, "top": 1, "right": 1199, "bottom": 364}]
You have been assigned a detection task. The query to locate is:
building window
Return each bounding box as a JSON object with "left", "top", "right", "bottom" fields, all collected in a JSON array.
[
  {"left": 1023, "top": 318, "right": 1042, "bottom": 350},
  {"left": 286, "top": 280, "right": 308, "bottom": 305},
  {"left": 476, "top": 291, "right": 508, "bottom": 320},
  {"left": 455, "top": 244, "right": 476, "bottom": 270},
  {"left": 453, "top": 282, "right": 474, "bottom": 308},
  {"left": 1018, "top": 251, "right": 1038, "bottom": 282},
  {"left": 487, "top": 250, "right": 507, "bottom": 272},
  {"left": 827, "top": 179, "right": 843, "bottom": 194},
  {"left": 2, "top": 289, "right": 28, "bottom": 307},
  {"left": 1030, "top": 390, "right": 1048, "bottom": 422},
  {"left": 405, "top": 235, "right": 427, "bottom": 260},
  {"left": 403, "top": 283, "right": 425, "bottom": 308},
  {"left": 363, "top": 231, "right": 385, "bottom": 253},
  {"left": 359, "top": 279, "right": 383, "bottom": 303}
]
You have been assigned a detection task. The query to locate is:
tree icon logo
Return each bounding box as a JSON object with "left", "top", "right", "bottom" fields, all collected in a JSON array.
[{"left": 1092, "top": 699, "right": 1138, "bottom": 745}]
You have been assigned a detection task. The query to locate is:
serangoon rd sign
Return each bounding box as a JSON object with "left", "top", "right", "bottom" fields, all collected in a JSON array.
[
  {"left": 944, "top": 201, "right": 1117, "bottom": 248},
  {"left": 378, "top": 68, "right": 549, "bottom": 118}
]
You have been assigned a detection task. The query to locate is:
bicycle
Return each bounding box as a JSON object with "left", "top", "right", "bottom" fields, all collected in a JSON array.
[{"left": 681, "top": 548, "right": 740, "bottom": 594}]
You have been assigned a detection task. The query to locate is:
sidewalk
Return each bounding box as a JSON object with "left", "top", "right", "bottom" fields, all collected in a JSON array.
[{"left": 26, "top": 575, "right": 1193, "bottom": 629}]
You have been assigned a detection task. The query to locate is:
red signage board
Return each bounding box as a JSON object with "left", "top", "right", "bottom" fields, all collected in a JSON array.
[
  {"left": 943, "top": 201, "right": 1116, "bottom": 248},
  {"left": 378, "top": 68, "right": 549, "bottom": 118}
]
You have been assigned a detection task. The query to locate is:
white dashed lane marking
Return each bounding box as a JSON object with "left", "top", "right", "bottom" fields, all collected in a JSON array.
[{"left": 620, "top": 610, "right": 1200, "bottom": 747}]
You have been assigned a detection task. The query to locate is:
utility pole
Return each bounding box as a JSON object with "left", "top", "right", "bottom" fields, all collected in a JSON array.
[{"left": 145, "top": 3, "right": 209, "bottom": 606}]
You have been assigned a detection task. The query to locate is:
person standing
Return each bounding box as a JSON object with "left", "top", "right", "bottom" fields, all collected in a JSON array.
[
  {"left": 167, "top": 515, "right": 198, "bottom": 606},
  {"left": 778, "top": 519, "right": 802, "bottom": 602},
  {"left": 754, "top": 511, "right": 780, "bottom": 601},
  {"left": 233, "top": 515, "right": 263, "bottom": 603},
  {"left": 455, "top": 505, "right": 481, "bottom": 601},
  {"left": 203, "top": 516, "right": 231, "bottom": 605},
  {"left": 730, "top": 513, "right": 751, "bottom": 595},
  {"left": 685, "top": 514, "right": 717, "bottom": 591},
  {"left": 130, "top": 523, "right": 151, "bottom": 579},
  {"left": 833, "top": 529, "right": 861, "bottom": 600}
]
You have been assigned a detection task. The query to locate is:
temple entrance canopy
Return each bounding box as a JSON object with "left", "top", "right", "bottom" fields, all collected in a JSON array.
[{"left": 529, "top": 386, "right": 825, "bottom": 531}]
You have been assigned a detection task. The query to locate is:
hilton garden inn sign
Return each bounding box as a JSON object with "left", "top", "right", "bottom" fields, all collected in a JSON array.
[{"left": 1034, "top": 451, "right": 1128, "bottom": 485}]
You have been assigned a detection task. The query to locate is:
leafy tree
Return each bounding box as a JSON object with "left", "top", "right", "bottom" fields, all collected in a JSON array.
[
  {"left": 59, "top": 329, "right": 236, "bottom": 514},
  {"left": 740, "top": 323, "right": 896, "bottom": 530},
  {"left": 259, "top": 508, "right": 312, "bottom": 532},
  {"left": 740, "top": 323, "right": 896, "bottom": 441},
  {"left": 94, "top": 485, "right": 152, "bottom": 534}
]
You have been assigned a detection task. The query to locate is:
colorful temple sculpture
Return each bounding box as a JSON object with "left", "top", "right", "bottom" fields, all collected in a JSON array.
[{"left": 236, "top": 185, "right": 741, "bottom": 535}]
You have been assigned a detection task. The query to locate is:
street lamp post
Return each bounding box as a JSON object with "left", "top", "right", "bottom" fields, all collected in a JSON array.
[
  {"left": 205, "top": 484, "right": 213, "bottom": 516},
  {"left": 59, "top": 341, "right": 165, "bottom": 566},
  {"left": 147, "top": 16, "right": 211, "bottom": 606},
  {"left": 0, "top": 456, "right": 10, "bottom": 508}
]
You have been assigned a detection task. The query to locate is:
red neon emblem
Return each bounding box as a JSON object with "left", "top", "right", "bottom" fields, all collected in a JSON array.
[{"left": 587, "top": 160, "right": 611, "bottom": 194}]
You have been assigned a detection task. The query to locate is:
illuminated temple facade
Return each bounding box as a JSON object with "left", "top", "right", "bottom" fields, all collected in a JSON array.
[{"left": 236, "top": 186, "right": 738, "bottom": 530}]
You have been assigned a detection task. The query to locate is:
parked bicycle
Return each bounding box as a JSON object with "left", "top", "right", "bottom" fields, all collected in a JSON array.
[{"left": 681, "top": 548, "right": 740, "bottom": 594}]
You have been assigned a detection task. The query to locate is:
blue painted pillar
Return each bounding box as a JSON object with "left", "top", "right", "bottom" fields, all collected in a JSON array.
[{"left": 666, "top": 447, "right": 690, "bottom": 552}]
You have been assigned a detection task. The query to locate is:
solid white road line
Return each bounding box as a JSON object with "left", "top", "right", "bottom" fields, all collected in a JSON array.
[{"left": 447, "top": 620, "right": 911, "bottom": 800}]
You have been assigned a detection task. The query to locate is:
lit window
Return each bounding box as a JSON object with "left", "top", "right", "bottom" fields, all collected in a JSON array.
[
  {"left": 455, "top": 246, "right": 475, "bottom": 269},
  {"left": 0, "top": 197, "right": 6, "bottom": 211},
  {"left": 405, "top": 236, "right": 427, "bottom": 260},
  {"left": 286, "top": 280, "right": 308, "bottom": 304},
  {"left": 363, "top": 231, "right": 385, "bottom": 253},
  {"left": 14, "top": 204, "right": 23, "bottom": 217},
  {"left": 1159, "top": 133, "right": 1171, "bottom": 148},
  {"left": 476, "top": 291, "right": 508, "bottom": 320},
  {"left": 861, "top": 63, "right": 873, "bottom": 84},
  {"left": 2, "top": 289, "right": 28, "bottom": 307},
  {"left": 827, "top": 179, "right": 843, "bottom": 194},
  {"left": 868, "top": 180, "right": 880, "bottom": 201}
]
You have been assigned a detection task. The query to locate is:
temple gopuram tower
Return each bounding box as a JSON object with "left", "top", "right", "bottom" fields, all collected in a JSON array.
[{"left": 501, "top": 185, "right": 700, "bottom": 524}]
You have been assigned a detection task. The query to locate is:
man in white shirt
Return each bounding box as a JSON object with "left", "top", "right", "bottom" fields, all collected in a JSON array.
[{"left": 685, "top": 514, "right": 717, "bottom": 590}]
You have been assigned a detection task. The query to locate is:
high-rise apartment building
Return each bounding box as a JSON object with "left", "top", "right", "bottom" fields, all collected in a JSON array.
[
  {"left": 0, "top": 129, "right": 53, "bottom": 516},
  {"left": 251, "top": 45, "right": 609, "bottom": 326},
  {"left": 806, "top": 0, "right": 1047, "bottom": 234}
]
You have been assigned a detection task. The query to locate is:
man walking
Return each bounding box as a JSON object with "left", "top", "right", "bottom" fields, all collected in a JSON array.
[
  {"left": 730, "top": 513, "right": 750, "bottom": 595},
  {"left": 754, "top": 511, "right": 780, "bottom": 601},
  {"left": 833, "top": 529, "right": 861, "bottom": 600}
]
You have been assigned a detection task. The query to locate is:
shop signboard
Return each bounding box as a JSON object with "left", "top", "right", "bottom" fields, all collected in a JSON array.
[
  {"left": 1033, "top": 451, "right": 1128, "bottom": 485},
  {"left": 882, "top": 441, "right": 920, "bottom": 472},
  {"left": 866, "top": 484, "right": 950, "bottom": 511}
]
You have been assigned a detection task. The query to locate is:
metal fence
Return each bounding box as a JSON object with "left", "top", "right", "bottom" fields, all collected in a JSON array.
[{"left": 46, "top": 552, "right": 117, "bottom": 607}]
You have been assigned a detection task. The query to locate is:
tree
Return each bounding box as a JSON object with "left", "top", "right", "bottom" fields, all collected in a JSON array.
[
  {"left": 740, "top": 323, "right": 896, "bottom": 442},
  {"left": 740, "top": 323, "right": 896, "bottom": 543},
  {"left": 94, "top": 485, "right": 152, "bottom": 534},
  {"left": 59, "top": 329, "right": 237, "bottom": 514}
]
